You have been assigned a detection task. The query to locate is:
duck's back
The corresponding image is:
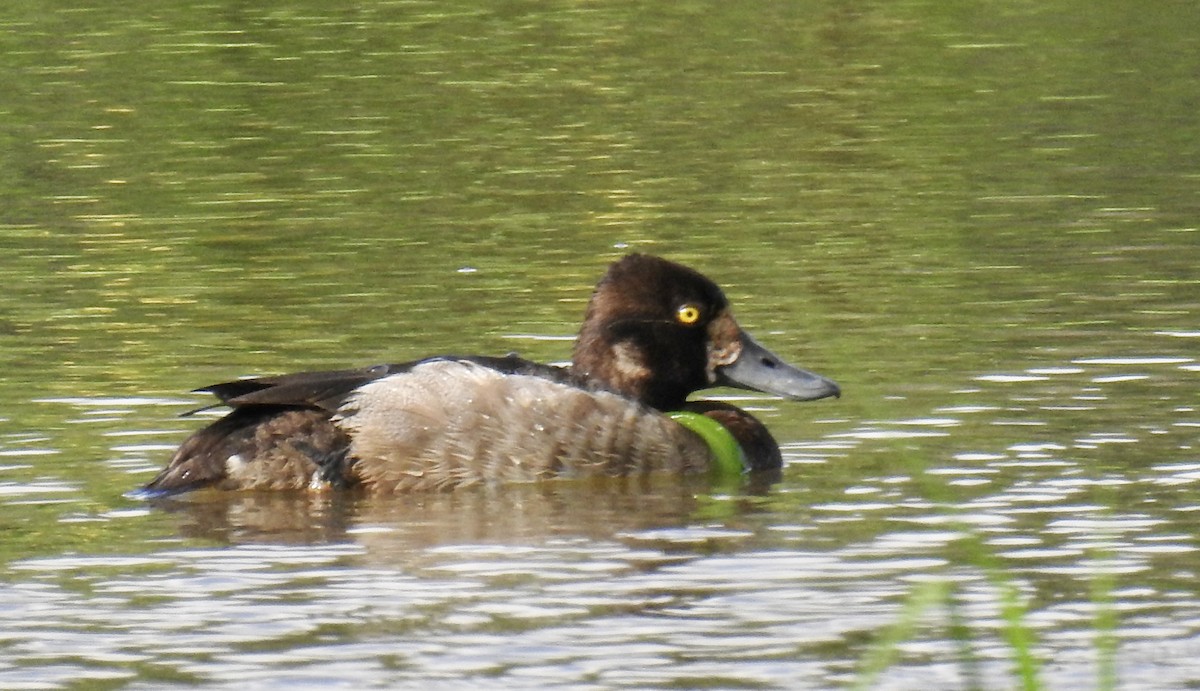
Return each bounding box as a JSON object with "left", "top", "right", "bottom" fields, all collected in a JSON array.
[
  {"left": 340, "top": 360, "right": 711, "bottom": 491},
  {"left": 146, "top": 359, "right": 714, "bottom": 494}
]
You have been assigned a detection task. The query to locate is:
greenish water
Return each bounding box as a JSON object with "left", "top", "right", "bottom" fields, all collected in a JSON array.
[{"left": 2, "top": 2, "right": 1198, "bottom": 688}]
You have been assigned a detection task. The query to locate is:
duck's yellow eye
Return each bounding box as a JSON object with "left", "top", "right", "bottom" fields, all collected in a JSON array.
[{"left": 676, "top": 304, "right": 702, "bottom": 326}]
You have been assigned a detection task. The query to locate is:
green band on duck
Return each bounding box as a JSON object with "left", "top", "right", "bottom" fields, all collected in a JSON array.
[{"left": 667, "top": 411, "right": 746, "bottom": 475}]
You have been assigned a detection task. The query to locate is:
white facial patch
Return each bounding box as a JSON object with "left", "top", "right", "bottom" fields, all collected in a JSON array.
[
  {"left": 705, "top": 311, "right": 743, "bottom": 382},
  {"left": 611, "top": 342, "right": 651, "bottom": 382}
]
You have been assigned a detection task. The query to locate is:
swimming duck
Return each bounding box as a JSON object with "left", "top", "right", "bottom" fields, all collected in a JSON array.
[{"left": 141, "top": 254, "right": 839, "bottom": 494}]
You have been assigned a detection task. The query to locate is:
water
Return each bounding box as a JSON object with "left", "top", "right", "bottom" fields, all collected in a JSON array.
[{"left": 2, "top": 1, "right": 1198, "bottom": 688}]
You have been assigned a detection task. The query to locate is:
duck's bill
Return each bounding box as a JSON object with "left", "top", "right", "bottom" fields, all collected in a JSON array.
[{"left": 715, "top": 332, "right": 840, "bottom": 401}]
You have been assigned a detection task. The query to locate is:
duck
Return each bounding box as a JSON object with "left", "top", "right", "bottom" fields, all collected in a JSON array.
[{"left": 140, "top": 254, "right": 839, "bottom": 494}]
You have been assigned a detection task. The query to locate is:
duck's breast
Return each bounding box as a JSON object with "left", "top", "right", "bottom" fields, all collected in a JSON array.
[{"left": 336, "top": 360, "right": 711, "bottom": 492}]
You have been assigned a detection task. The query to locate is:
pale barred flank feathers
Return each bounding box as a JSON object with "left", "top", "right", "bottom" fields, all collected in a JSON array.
[{"left": 334, "top": 360, "right": 712, "bottom": 492}]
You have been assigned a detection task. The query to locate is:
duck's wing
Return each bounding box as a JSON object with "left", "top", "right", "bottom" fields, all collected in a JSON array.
[
  {"left": 195, "top": 363, "right": 409, "bottom": 413},
  {"left": 191, "top": 354, "right": 569, "bottom": 414},
  {"left": 141, "top": 355, "right": 572, "bottom": 495}
]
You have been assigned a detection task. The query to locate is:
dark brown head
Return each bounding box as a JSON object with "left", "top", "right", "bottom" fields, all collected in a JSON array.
[{"left": 571, "top": 254, "right": 839, "bottom": 411}]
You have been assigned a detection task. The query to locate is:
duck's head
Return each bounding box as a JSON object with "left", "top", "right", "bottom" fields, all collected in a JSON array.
[{"left": 571, "top": 254, "right": 840, "bottom": 411}]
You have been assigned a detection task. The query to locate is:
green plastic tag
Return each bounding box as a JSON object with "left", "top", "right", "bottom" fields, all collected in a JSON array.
[{"left": 667, "top": 411, "right": 746, "bottom": 475}]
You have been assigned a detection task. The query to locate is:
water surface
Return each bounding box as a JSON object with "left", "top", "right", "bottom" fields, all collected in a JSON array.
[{"left": 1, "top": 1, "right": 1198, "bottom": 688}]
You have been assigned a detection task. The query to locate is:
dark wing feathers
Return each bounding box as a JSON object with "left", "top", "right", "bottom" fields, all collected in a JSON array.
[
  {"left": 148, "top": 355, "right": 572, "bottom": 493},
  {"left": 190, "top": 355, "right": 571, "bottom": 414},
  {"left": 203, "top": 367, "right": 394, "bottom": 412}
]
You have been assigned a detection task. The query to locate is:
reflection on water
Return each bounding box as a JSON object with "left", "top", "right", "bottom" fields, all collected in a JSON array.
[{"left": 148, "top": 477, "right": 716, "bottom": 546}]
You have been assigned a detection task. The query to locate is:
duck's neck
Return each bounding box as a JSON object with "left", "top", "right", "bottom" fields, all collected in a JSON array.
[{"left": 571, "top": 336, "right": 689, "bottom": 411}]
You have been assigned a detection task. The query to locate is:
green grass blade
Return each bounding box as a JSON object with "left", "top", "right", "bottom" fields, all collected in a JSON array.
[
  {"left": 1092, "top": 559, "right": 1118, "bottom": 691},
  {"left": 851, "top": 579, "right": 951, "bottom": 691}
]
